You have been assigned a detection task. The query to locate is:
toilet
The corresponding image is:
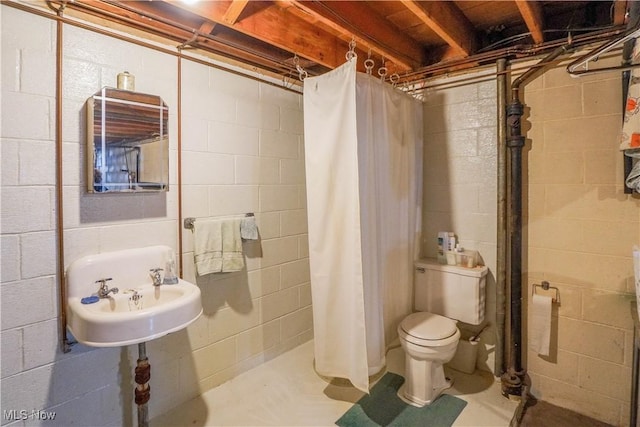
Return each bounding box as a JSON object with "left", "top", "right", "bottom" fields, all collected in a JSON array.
[{"left": 397, "top": 258, "right": 488, "bottom": 407}]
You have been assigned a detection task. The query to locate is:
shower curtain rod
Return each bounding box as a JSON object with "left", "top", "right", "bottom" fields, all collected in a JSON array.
[
  {"left": 409, "top": 47, "right": 622, "bottom": 94},
  {"left": 567, "top": 22, "right": 640, "bottom": 76},
  {"left": 401, "top": 26, "right": 629, "bottom": 85}
]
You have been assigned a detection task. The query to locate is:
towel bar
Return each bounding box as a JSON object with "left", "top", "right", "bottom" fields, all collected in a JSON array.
[
  {"left": 183, "top": 217, "right": 195, "bottom": 230},
  {"left": 532, "top": 280, "right": 560, "bottom": 304},
  {"left": 183, "top": 213, "right": 254, "bottom": 230}
]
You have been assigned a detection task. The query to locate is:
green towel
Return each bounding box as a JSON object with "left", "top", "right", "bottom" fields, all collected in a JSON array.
[{"left": 336, "top": 372, "right": 466, "bottom": 427}]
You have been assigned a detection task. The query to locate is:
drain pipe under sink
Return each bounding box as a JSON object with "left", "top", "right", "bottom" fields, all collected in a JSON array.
[
  {"left": 500, "top": 44, "right": 571, "bottom": 399},
  {"left": 136, "top": 342, "right": 151, "bottom": 427}
]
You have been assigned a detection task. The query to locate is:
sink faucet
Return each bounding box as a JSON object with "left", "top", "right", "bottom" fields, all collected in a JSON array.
[
  {"left": 96, "top": 278, "right": 119, "bottom": 298},
  {"left": 149, "top": 268, "right": 163, "bottom": 286}
]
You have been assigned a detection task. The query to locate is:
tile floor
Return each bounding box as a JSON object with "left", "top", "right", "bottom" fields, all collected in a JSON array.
[{"left": 151, "top": 340, "right": 519, "bottom": 426}]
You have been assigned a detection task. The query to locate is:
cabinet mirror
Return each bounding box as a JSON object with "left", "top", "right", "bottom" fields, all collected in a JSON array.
[{"left": 87, "top": 87, "right": 169, "bottom": 193}]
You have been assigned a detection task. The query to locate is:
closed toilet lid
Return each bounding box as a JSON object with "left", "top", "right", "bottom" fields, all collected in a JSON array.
[{"left": 400, "top": 312, "right": 457, "bottom": 340}]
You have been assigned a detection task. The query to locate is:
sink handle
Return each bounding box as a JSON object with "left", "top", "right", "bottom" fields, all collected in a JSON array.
[
  {"left": 95, "top": 278, "right": 118, "bottom": 298},
  {"left": 149, "top": 268, "right": 164, "bottom": 286}
]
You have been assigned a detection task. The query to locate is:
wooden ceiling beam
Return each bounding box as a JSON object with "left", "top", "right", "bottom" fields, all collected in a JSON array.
[
  {"left": 222, "top": 0, "right": 250, "bottom": 26},
  {"left": 400, "top": 0, "right": 477, "bottom": 56},
  {"left": 75, "top": 1, "right": 292, "bottom": 73},
  {"left": 515, "top": 0, "right": 545, "bottom": 44},
  {"left": 280, "top": 0, "right": 423, "bottom": 71},
  {"left": 165, "top": 0, "right": 347, "bottom": 69},
  {"left": 613, "top": 0, "right": 628, "bottom": 26},
  {"left": 198, "top": 21, "right": 217, "bottom": 35}
]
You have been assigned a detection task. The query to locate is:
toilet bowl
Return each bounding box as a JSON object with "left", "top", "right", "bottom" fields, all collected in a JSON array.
[
  {"left": 397, "top": 312, "right": 460, "bottom": 407},
  {"left": 397, "top": 259, "right": 487, "bottom": 407}
]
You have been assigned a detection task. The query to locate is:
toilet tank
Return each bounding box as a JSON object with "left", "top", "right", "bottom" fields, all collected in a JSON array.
[{"left": 414, "top": 258, "right": 488, "bottom": 325}]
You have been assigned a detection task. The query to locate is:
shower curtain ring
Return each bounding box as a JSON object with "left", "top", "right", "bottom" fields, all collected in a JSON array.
[
  {"left": 296, "top": 65, "right": 308, "bottom": 82},
  {"left": 378, "top": 66, "right": 388, "bottom": 82},
  {"left": 390, "top": 73, "right": 400, "bottom": 87},
  {"left": 364, "top": 59, "right": 375, "bottom": 75},
  {"left": 293, "top": 54, "right": 307, "bottom": 81},
  {"left": 378, "top": 55, "right": 388, "bottom": 82},
  {"left": 364, "top": 47, "right": 374, "bottom": 74},
  {"left": 346, "top": 37, "right": 357, "bottom": 62}
]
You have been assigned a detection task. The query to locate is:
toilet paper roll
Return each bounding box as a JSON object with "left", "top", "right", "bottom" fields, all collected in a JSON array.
[{"left": 529, "top": 294, "right": 552, "bottom": 356}]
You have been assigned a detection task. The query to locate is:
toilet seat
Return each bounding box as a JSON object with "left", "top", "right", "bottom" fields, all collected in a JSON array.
[{"left": 399, "top": 312, "right": 459, "bottom": 347}]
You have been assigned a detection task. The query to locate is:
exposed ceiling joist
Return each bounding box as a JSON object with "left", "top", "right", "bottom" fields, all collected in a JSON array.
[
  {"left": 222, "top": 0, "right": 249, "bottom": 26},
  {"left": 613, "top": 0, "right": 628, "bottom": 26},
  {"left": 80, "top": 1, "right": 292, "bottom": 73},
  {"left": 197, "top": 21, "right": 217, "bottom": 36},
  {"left": 281, "top": 0, "right": 423, "bottom": 71},
  {"left": 166, "top": 0, "right": 350, "bottom": 69},
  {"left": 400, "top": 0, "right": 477, "bottom": 57},
  {"left": 515, "top": 0, "right": 545, "bottom": 44},
  {"left": 43, "top": 0, "right": 623, "bottom": 84}
]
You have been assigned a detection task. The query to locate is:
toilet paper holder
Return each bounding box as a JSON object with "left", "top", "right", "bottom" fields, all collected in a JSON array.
[{"left": 532, "top": 280, "right": 560, "bottom": 304}]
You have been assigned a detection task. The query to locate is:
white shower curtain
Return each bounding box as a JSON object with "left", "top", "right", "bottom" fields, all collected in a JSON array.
[{"left": 303, "top": 60, "right": 423, "bottom": 393}]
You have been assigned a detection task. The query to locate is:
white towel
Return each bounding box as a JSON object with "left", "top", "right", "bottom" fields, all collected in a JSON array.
[
  {"left": 529, "top": 294, "right": 552, "bottom": 356},
  {"left": 194, "top": 219, "right": 223, "bottom": 275},
  {"left": 240, "top": 216, "right": 259, "bottom": 240},
  {"left": 222, "top": 219, "right": 245, "bottom": 272}
]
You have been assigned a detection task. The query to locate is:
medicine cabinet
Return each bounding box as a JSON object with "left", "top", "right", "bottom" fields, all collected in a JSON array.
[{"left": 86, "top": 87, "right": 169, "bottom": 193}]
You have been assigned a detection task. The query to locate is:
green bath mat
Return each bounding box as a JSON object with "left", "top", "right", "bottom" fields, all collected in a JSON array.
[{"left": 335, "top": 372, "right": 467, "bottom": 427}]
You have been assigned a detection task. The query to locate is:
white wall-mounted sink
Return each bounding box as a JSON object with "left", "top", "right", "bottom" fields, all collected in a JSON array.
[{"left": 66, "top": 245, "right": 202, "bottom": 347}]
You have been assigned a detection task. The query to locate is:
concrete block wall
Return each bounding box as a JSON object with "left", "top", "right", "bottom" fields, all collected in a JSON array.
[
  {"left": 522, "top": 52, "right": 639, "bottom": 426},
  {"left": 177, "top": 56, "right": 311, "bottom": 395},
  {"left": 421, "top": 70, "right": 499, "bottom": 374},
  {"left": 0, "top": 5, "right": 309, "bottom": 425},
  {"left": 422, "top": 53, "right": 639, "bottom": 426}
]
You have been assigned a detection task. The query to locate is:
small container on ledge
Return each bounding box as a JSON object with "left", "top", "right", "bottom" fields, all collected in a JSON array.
[{"left": 455, "top": 248, "right": 478, "bottom": 268}]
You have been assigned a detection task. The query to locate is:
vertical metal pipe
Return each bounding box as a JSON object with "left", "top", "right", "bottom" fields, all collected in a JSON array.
[
  {"left": 136, "top": 342, "right": 150, "bottom": 427},
  {"left": 177, "top": 54, "right": 184, "bottom": 277},
  {"left": 621, "top": 67, "right": 633, "bottom": 194},
  {"left": 506, "top": 95, "right": 525, "bottom": 381},
  {"left": 50, "top": 2, "right": 72, "bottom": 354},
  {"left": 495, "top": 59, "right": 507, "bottom": 378},
  {"left": 501, "top": 45, "right": 569, "bottom": 398}
]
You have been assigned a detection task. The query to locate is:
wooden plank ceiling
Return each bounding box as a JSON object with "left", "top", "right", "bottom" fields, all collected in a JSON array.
[{"left": 57, "top": 0, "right": 629, "bottom": 83}]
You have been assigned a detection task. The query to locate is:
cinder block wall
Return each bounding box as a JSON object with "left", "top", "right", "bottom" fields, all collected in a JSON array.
[
  {"left": 0, "top": 5, "right": 310, "bottom": 425},
  {"left": 422, "top": 71, "right": 499, "bottom": 374},
  {"left": 422, "top": 53, "right": 639, "bottom": 426},
  {"left": 522, "top": 53, "right": 638, "bottom": 426}
]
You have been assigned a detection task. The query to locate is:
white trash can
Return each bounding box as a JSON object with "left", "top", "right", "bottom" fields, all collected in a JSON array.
[{"left": 447, "top": 335, "right": 479, "bottom": 374}]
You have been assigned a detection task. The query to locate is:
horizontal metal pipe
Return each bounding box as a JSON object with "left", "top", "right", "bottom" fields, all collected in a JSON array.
[
  {"left": 5, "top": 1, "right": 303, "bottom": 94},
  {"left": 567, "top": 23, "right": 640, "bottom": 75},
  {"left": 511, "top": 45, "right": 571, "bottom": 101},
  {"left": 404, "top": 27, "right": 628, "bottom": 83},
  {"left": 8, "top": 0, "right": 630, "bottom": 86}
]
